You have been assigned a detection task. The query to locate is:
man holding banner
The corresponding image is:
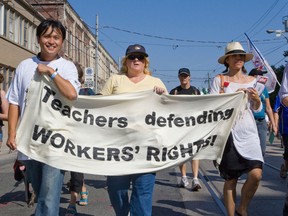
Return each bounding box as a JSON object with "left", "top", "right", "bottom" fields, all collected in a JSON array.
[{"left": 6, "top": 19, "right": 81, "bottom": 216}]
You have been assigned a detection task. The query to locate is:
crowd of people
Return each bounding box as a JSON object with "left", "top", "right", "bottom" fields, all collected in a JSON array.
[{"left": 3, "top": 19, "right": 288, "bottom": 216}]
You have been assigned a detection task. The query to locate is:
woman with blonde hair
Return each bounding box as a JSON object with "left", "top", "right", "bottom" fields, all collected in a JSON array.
[{"left": 100, "top": 44, "right": 167, "bottom": 216}]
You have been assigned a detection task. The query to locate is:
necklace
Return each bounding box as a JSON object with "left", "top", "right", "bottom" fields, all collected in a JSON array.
[{"left": 227, "top": 72, "right": 248, "bottom": 83}]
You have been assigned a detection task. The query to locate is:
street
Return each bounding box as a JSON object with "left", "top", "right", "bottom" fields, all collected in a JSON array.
[{"left": 0, "top": 128, "right": 287, "bottom": 216}]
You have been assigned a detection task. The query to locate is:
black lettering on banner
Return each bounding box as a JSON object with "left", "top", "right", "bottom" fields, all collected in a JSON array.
[
  {"left": 224, "top": 109, "right": 234, "bottom": 120},
  {"left": 118, "top": 117, "right": 128, "bottom": 128},
  {"left": 32, "top": 125, "right": 52, "bottom": 143},
  {"left": 42, "top": 86, "right": 56, "bottom": 102},
  {"left": 147, "top": 135, "right": 219, "bottom": 162},
  {"left": 51, "top": 98, "right": 62, "bottom": 111},
  {"left": 62, "top": 105, "right": 71, "bottom": 118},
  {"left": 77, "top": 146, "right": 91, "bottom": 159},
  {"left": 121, "top": 147, "right": 134, "bottom": 161},
  {"left": 107, "top": 148, "right": 120, "bottom": 161},
  {"left": 167, "top": 146, "right": 179, "bottom": 160},
  {"left": 72, "top": 110, "right": 82, "bottom": 121},
  {"left": 202, "top": 135, "right": 217, "bottom": 148},
  {"left": 161, "top": 147, "right": 168, "bottom": 161},
  {"left": 144, "top": 109, "right": 235, "bottom": 128},
  {"left": 157, "top": 116, "right": 166, "bottom": 127},
  {"left": 108, "top": 117, "right": 118, "bottom": 127},
  {"left": 146, "top": 146, "right": 160, "bottom": 161},
  {"left": 174, "top": 117, "right": 184, "bottom": 127},
  {"left": 83, "top": 109, "right": 94, "bottom": 125},
  {"left": 193, "top": 139, "right": 204, "bottom": 153},
  {"left": 93, "top": 147, "right": 105, "bottom": 161},
  {"left": 180, "top": 143, "right": 193, "bottom": 157},
  {"left": 95, "top": 116, "right": 107, "bottom": 127},
  {"left": 197, "top": 111, "right": 208, "bottom": 124},
  {"left": 145, "top": 112, "right": 156, "bottom": 126},
  {"left": 50, "top": 133, "right": 65, "bottom": 148},
  {"left": 64, "top": 139, "right": 76, "bottom": 156}
]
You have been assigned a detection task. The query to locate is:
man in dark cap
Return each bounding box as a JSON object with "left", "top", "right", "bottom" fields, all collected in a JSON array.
[{"left": 170, "top": 68, "right": 202, "bottom": 191}]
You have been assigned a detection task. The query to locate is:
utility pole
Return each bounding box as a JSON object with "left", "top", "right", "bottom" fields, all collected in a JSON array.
[
  {"left": 94, "top": 15, "right": 99, "bottom": 93},
  {"left": 207, "top": 72, "right": 211, "bottom": 90}
]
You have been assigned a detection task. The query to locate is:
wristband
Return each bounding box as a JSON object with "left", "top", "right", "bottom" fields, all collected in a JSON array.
[{"left": 50, "top": 70, "right": 58, "bottom": 80}]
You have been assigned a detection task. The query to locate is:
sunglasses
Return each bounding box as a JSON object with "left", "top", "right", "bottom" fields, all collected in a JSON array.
[{"left": 127, "top": 55, "right": 145, "bottom": 61}]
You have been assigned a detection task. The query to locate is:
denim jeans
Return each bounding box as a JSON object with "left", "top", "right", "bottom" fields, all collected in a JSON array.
[
  {"left": 255, "top": 119, "right": 268, "bottom": 156},
  {"left": 23, "top": 160, "right": 65, "bottom": 216},
  {"left": 107, "top": 173, "right": 156, "bottom": 216}
]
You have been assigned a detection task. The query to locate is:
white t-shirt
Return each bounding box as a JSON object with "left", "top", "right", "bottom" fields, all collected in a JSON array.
[
  {"left": 7, "top": 56, "right": 81, "bottom": 160},
  {"left": 210, "top": 76, "right": 263, "bottom": 162}
]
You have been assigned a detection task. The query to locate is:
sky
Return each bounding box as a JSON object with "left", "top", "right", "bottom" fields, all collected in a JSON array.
[{"left": 68, "top": 0, "right": 288, "bottom": 92}]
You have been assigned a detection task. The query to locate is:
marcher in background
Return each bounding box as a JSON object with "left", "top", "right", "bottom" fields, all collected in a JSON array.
[
  {"left": 277, "top": 64, "right": 288, "bottom": 215},
  {"left": 6, "top": 19, "right": 80, "bottom": 216},
  {"left": 100, "top": 44, "right": 167, "bottom": 216},
  {"left": 169, "top": 67, "right": 202, "bottom": 191},
  {"left": 248, "top": 68, "right": 277, "bottom": 156},
  {"left": 273, "top": 95, "right": 288, "bottom": 179},
  {"left": 65, "top": 62, "right": 92, "bottom": 216},
  {"left": 279, "top": 64, "right": 288, "bottom": 107},
  {"left": 210, "top": 42, "right": 263, "bottom": 216},
  {"left": 0, "top": 73, "right": 8, "bottom": 151}
]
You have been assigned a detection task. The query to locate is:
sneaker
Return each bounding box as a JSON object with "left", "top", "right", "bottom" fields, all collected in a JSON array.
[
  {"left": 191, "top": 178, "right": 202, "bottom": 191},
  {"left": 179, "top": 176, "right": 189, "bottom": 188},
  {"left": 280, "top": 164, "right": 288, "bottom": 179}
]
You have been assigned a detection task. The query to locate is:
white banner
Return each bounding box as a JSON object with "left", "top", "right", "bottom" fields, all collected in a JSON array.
[
  {"left": 245, "top": 33, "right": 280, "bottom": 93},
  {"left": 16, "top": 75, "right": 247, "bottom": 176}
]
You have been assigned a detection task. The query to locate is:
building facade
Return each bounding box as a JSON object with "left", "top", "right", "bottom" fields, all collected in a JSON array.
[
  {"left": 0, "top": 0, "right": 118, "bottom": 92},
  {"left": 0, "top": 0, "right": 43, "bottom": 91}
]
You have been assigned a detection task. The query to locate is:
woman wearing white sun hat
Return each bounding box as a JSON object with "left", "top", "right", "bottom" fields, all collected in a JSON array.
[{"left": 210, "top": 41, "right": 263, "bottom": 216}]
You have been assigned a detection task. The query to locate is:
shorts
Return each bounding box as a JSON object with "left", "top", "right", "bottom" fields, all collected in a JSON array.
[{"left": 219, "top": 133, "right": 263, "bottom": 180}]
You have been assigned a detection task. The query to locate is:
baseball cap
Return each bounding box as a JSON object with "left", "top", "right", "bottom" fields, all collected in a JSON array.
[
  {"left": 125, "top": 44, "right": 148, "bottom": 57},
  {"left": 178, "top": 68, "right": 190, "bottom": 76},
  {"left": 248, "top": 68, "right": 267, "bottom": 76}
]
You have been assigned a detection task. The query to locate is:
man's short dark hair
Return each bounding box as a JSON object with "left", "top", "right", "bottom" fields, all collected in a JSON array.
[{"left": 36, "top": 19, "right": 66, "bottom": 40}]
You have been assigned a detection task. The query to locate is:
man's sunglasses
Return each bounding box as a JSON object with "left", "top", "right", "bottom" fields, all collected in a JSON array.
[{"left": 127, "top": 55, "right": 145, "bottom": 61}]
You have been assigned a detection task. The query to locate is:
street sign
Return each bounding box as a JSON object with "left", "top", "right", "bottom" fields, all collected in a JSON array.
[{"left": 85, "top": 67, "right": 95, "bottom": 88}]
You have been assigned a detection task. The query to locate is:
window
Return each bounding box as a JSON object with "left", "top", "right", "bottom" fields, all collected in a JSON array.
[
  {"left": 3, "top": 5, "right": 6, "bottom": 37},
  {"left": 27, "top": 24, "right": 32, "bottom": 50},
  {"left": 14, "top": 14, "right": 19, "bottom": 43},
  {"left": 68, "top": 30, "right": 72, "bottom": 56},
  {"left": 0, "top": 3, "right": 4, "bottom": 35},
  {"left": 23, "top": 21, "right": 28, "bottom": 48},
  {"left": 8, "top": 10, "right": 14, "bottom": 40},
  {"left": 19, "top": 17, "right": 22, "bottom": 45},
  {"left": 75, "top": 37, "right": 79, "bottom": 61}
]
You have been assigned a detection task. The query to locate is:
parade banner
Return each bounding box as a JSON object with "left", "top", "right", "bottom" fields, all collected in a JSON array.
[{"left": 16, "top": 75, "right": 247, "bottom": 176}]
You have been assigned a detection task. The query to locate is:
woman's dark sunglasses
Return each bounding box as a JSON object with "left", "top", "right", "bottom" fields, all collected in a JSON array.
[{"left": 127, "top": 55, "right": 145, "bottom": 61}]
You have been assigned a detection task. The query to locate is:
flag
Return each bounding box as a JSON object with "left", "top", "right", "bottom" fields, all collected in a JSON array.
[{"left": 245, "top": 33, "right": 280, "bottom": 93}]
